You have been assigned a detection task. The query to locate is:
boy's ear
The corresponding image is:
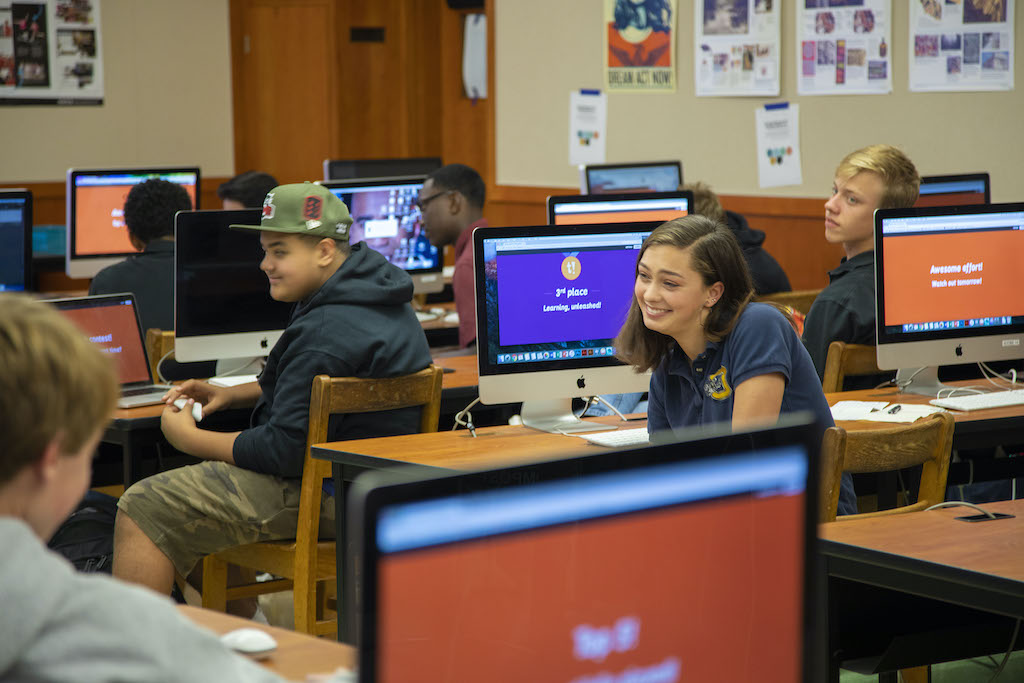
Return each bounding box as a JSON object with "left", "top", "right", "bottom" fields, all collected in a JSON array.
[
  {"left": 315, "top": 237, "right": 339, "bottom": 266},
  {"left": 33, "top": 437, "right": 64, "bottom": 486}
]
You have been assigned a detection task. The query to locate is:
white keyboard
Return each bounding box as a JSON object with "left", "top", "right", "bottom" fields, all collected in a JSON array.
[
  {"left": 929, "top": 389, "right": 1024, "bottom": 412},
  {"left": 579, "top": 427, "right": 650, "bottom": 448}
]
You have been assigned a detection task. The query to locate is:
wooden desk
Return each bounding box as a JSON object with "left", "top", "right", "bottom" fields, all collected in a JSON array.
[
  {"left": 819, "top": 499, "right": 1024, "bottom": 680},
  {"left": 180, "top": 605, "right": 355, "bottom": 680},
  {"left": 312, "top": 415, "right": 641, "bottom": 642}
]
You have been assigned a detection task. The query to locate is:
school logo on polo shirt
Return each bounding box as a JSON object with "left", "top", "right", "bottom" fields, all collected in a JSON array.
[{"left": 703, "top": 366, "right": 732, "bottom": 401}]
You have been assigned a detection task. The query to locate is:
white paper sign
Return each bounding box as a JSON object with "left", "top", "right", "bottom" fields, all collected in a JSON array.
[
  {"left": 908, "top": 0, "right": 1014, "bottom": 92},
  {"left": 796, "top": 0, "right": 892, "bottom": 96},
  {"left": 755, "top": 103, "right": 802, "bottom": 188},
  {"left": 695, "top": 0, "right": 781, "bottom": 97},
  {"left": 462, "top": 13, "right": 487, "bottom": 99},
  {"left": 569, "top": 90, "right": 607, "bottom": 166}
]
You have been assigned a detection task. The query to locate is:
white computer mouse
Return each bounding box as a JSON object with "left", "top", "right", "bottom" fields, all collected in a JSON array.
[
  {"left": 443, "top": 311, "right": 459, "bottom": 324},
  {"left": 172, "top": 397, "right": 203, "bottom": 422},
  {"left": 220, "top": 627, "right": 277, "bottom": 659}
]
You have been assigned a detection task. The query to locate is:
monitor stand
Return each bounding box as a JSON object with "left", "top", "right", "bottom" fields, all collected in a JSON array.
[
  {"left": 896, "top": 366, "right": 951, "bottom": 397},
  {"left": 213, "top": 356, "right": 265, "bottom": 379},
  {"left": 520, "top": 399, "right": 614, "bottom": 434}
]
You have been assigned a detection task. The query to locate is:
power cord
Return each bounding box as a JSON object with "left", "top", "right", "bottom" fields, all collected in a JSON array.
[
  {"left": 578, "top": 396, "right": 629, "bottom": 422},
  {"left": 452, "top": 398, "right": 481, "bottom": 437},
  {"left": 924, "top": 501, "right": 997, "bottom": 519},
  {"left": 987, "top": 618, "right": 1021, "bottom": 682}
]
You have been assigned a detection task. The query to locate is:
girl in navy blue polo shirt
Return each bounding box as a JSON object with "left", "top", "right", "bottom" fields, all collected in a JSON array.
[{"left": 616, "top": 215, "right": 857, "bottom": 515}]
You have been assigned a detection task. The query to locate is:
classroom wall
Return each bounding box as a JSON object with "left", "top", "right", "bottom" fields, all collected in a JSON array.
[
  {"left": 0, "top": 0, "right": 235, "bottom": 184},
  {"left": 494, "top": 1, "right": 1023, "bottom": 202}
]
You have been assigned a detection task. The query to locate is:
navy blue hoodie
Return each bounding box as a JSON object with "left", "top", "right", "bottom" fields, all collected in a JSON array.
[{"left": 233, "top": 243, "right": 432, "bottom": 478}]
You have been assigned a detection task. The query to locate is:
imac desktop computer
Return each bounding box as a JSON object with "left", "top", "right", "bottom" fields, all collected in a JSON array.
[
  {"left": 321, "top": 178, "right": 443, "bottom": 294},
  {"left": 66, "top": 166, "right": 200, "bottom": 279},
  {"left": 322, "top": 157, "right": 441, "bottom": 182},
  {"left": 915, "top": 173, "right": 990, "bottom": 208},
  {"left": 349, "top": 416, "right": 820, "bottom": 683},
  {"left": 474, "top": 222, "right": 653, "bottom": 433},
  {"left": 0, "top": 189, "right": 32, "bottom": 292},
  {"left": 583, "top": 161, "right": 682, "bottom": 195},
  {"left": 874, "top": 202, "right": 1024, "bottom": 396},
  {"left": 547, "top": 190, "right": 692, "bottom": 226},
  {"left": 174, "top": 209, "right": 293, "bottom": 368}
]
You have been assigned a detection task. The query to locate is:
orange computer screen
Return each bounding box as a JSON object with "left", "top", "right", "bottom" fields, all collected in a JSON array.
[
  {"left": 73, "top": 179, "right": 197, "bottom": 255},
  {"left": 61, "top": 302, "right": 150, "bottom": 384},
  {"left": 914, "top": 191, "right": 987, "bottom": 208},
  {"left": 882, "top": 229, "right": 1024, "bottom": 326},
  {"left": 554, "top": 207, "right": 687, "bottom": 225},
  {"left": 376, "top": 492, "right": 804, "bottom": 683}
]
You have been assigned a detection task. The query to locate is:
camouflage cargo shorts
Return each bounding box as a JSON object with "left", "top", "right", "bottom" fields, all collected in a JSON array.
[{"left": 117, "top": 460, "right": 336, "bottom": 577}]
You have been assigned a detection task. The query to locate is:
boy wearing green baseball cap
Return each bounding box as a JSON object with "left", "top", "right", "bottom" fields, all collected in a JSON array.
[{"left": 112, "top": 183, "right": 432, "bottom": 608}]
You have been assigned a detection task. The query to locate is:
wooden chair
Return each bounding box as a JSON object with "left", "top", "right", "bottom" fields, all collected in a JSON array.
[
  {"left": 820, "top": 412, "right": 955, "bottom": 523},
  {"left": 144, "top": 328, "right": 175, "bottom": 381},
  {"left": 755, "top": 288, "right": 822, "bottom": 316},
  {"left": 200, "top": 365, "right": 444, "bottom": 636},
  {"left": 821, "top": 341, "right": 882, "bottom": 393}
]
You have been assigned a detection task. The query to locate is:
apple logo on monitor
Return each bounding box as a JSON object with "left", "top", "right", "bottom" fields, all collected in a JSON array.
[
  {"left": 577, "top": 375, "right": 586, "bottom": 389},
  {"left": 955, "top": 344, "right": 963, "bottom": 357},
  {"left": 261, "top": 337, "right": 269, "bottom": 349}
]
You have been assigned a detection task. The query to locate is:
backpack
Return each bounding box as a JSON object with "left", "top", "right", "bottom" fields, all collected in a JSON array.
[{"left": 46, "top": 491, "right": 118, "bottom": 574}]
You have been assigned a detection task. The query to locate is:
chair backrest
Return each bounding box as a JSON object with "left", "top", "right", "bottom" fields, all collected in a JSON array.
[
  {"left": 820, "top": 412, "right": 955, "bottom": 522},
  {"left": 294, "top": 365, "right": 445, "bottom": 563},
  {"left": 756, "top": 288, "right": 822, "bottom": 316},
  {"left": 821, "top": 341, "right": 882, "bottom": 394},
  {"left": 144, "top": 328, "right": 175, "bottom": 381}
]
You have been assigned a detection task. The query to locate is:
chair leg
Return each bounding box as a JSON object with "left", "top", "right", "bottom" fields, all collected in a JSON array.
[
  {"left": 201, "top": 555, "right": 229, "bottom": 612},
  {"left": 899, "top": 666, "right": 930, "bottom": 683},
  {"left": 293, "top": 567, "right": 316, "bottom": 634}
]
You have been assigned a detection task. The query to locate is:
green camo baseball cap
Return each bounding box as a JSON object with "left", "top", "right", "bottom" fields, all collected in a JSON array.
[{"left": 230, "top": 182, "right": 352, "bottom": 241}]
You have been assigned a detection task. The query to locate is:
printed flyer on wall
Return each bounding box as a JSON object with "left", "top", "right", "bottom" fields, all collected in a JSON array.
[
  {"left": 604, "top": 0, "right": 677, "bottom": 92},
  {"left": 797, "top": 0, "right": 892, "bottom": 96},
  {"left": 695, "top": 0, "right": 780, "bottom": 97},
  {"left": 0, "top": 0, "right": 103, "bottom": 105},
  {"left": 908, "top": 0, "right": 1014, "bottom": 92}
]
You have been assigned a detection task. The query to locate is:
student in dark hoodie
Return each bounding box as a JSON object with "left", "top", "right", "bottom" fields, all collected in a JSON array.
[
  {"left": 683, "top": 181, "right": 790, "bottom": 295},
  {"left": 112, "top": 183, "right": 432, "bottom": 602}
]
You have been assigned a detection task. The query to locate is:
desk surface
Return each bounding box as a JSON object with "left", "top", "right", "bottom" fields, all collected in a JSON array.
[
  {"left": 180, "top": 605, "right": 355, "bottom": 679},
  {"left": 821, "top": 498, "right": 1024, "bottom": 618},
  {"left": 313, "top": 415, "right": 639, "bottom": 472}
]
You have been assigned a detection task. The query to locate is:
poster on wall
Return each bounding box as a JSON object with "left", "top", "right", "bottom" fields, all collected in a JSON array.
[
  {"left": 569, "top": 89, "right": 607, "bottom": 166},
  {"left": 908, "top": 0, "right": 1014, "bottom": 92},
  {"left": 797, "top": 0, "right": 892, "bottom": 96},
  {"left": 0, "top": 0, "right": 103, "bottom": 105},
  {"left": 604, "top": 0, "right": 677, "bottom": 92},
  {"left": 695, "top": 0, "right": 781, "bottom": 97},
  {"left": 755, "top": 103, "right": 802, "bottom": 188}
]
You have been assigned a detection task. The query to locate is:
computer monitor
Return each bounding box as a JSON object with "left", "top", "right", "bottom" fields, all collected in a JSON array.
[
  {"left": 874, "top": 202, "right": 1024, "bottom": 396},
  {"left": 321, "top": 178, "right": 443, "bottom": 294},
  {"left": 350, "top": 416, "right": 820, "bottom": 683},
  {"left": 547, "top": 190, "right": 692, "bottom": 226},
  {"left": 322, "top": 157, "right": 442, "bottom": 181},
  {"left": 174, "top": 209, "right": 293, "bottom": 363},
  {"left": 583, "top": 161, "right": 682, "bottom": 195},
  {"left": 474, "top": 222, "right": 653, "bottom": 433},
  {"left": 915, "top": 173, "right": 991, "bottom": 208},
  {"left": 0, "top": 189, "right": 32, "bottom": 292},
  {"left": 65, "top": 166, "right": 201, "bottom": 279}
]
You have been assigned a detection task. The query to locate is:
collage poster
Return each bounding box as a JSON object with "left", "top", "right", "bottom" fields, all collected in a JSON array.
[
  {"left": 604, "top": 0, "right": 677, "bottom": 92},
  {"left": 0, "top": 0, "right": 103, "bottom": 105},
  {"left": 908, "top": 0, "right": 1014, "bottom": 92},
  {"left": 797, "top": 0, "right": 892, "bottom": 95},
  {"left": 695, "top": 0, "right": 781, "bottom": 97}
]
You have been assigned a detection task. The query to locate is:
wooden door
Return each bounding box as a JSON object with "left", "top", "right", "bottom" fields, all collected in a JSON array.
[{"left": 230, "top": 0, "right": 339, "bottom": 184}]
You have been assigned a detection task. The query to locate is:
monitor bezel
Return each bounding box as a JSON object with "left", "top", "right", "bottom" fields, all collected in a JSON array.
[
  {"left": 546, "top": 189, "right": 694, "bottom": 225},
  {"left": 874, "top": 201, "right": 1024, "bottom": 370},
  {"left": 348, "top": 414, "right": 821, "bottom": 683},
  {"left": 0, "top": 189, "right": 33, "bottom": 293},
  {"left": 918, "top": 172, "right": 991, "bottom": 205},
  {"left": 65, "top": 165, "right": 201, "bottom": 279},
  {"left": 173, "top": 209, "right": 292, "bottom": 363},
  {"left": 322, "top": 157, "right": 442, "bottom": 182},
  {"left": 583, "top": 160, "right": 683, "bottom": 194}
]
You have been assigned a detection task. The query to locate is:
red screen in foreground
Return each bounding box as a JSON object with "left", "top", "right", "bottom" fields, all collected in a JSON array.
[
  {"left": 882, "top": 229, "right": 1024, "bottom": 326},
  {"left": 61, "top": 303, "right": 150, "bottom": 384},
  {"left": 376, "top": 492, "right": 804, "bottom": 683}
]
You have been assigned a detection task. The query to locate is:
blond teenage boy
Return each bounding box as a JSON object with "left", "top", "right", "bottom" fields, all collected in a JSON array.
[
  {"left": 0, "top": 295, "right": 287, "bottom": 682},
  {"left": 112, "top": 183, "right": 431, "bottom": 599},
  {"left": 802, "top": 145, "right": 920, "bottom": 381}
]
